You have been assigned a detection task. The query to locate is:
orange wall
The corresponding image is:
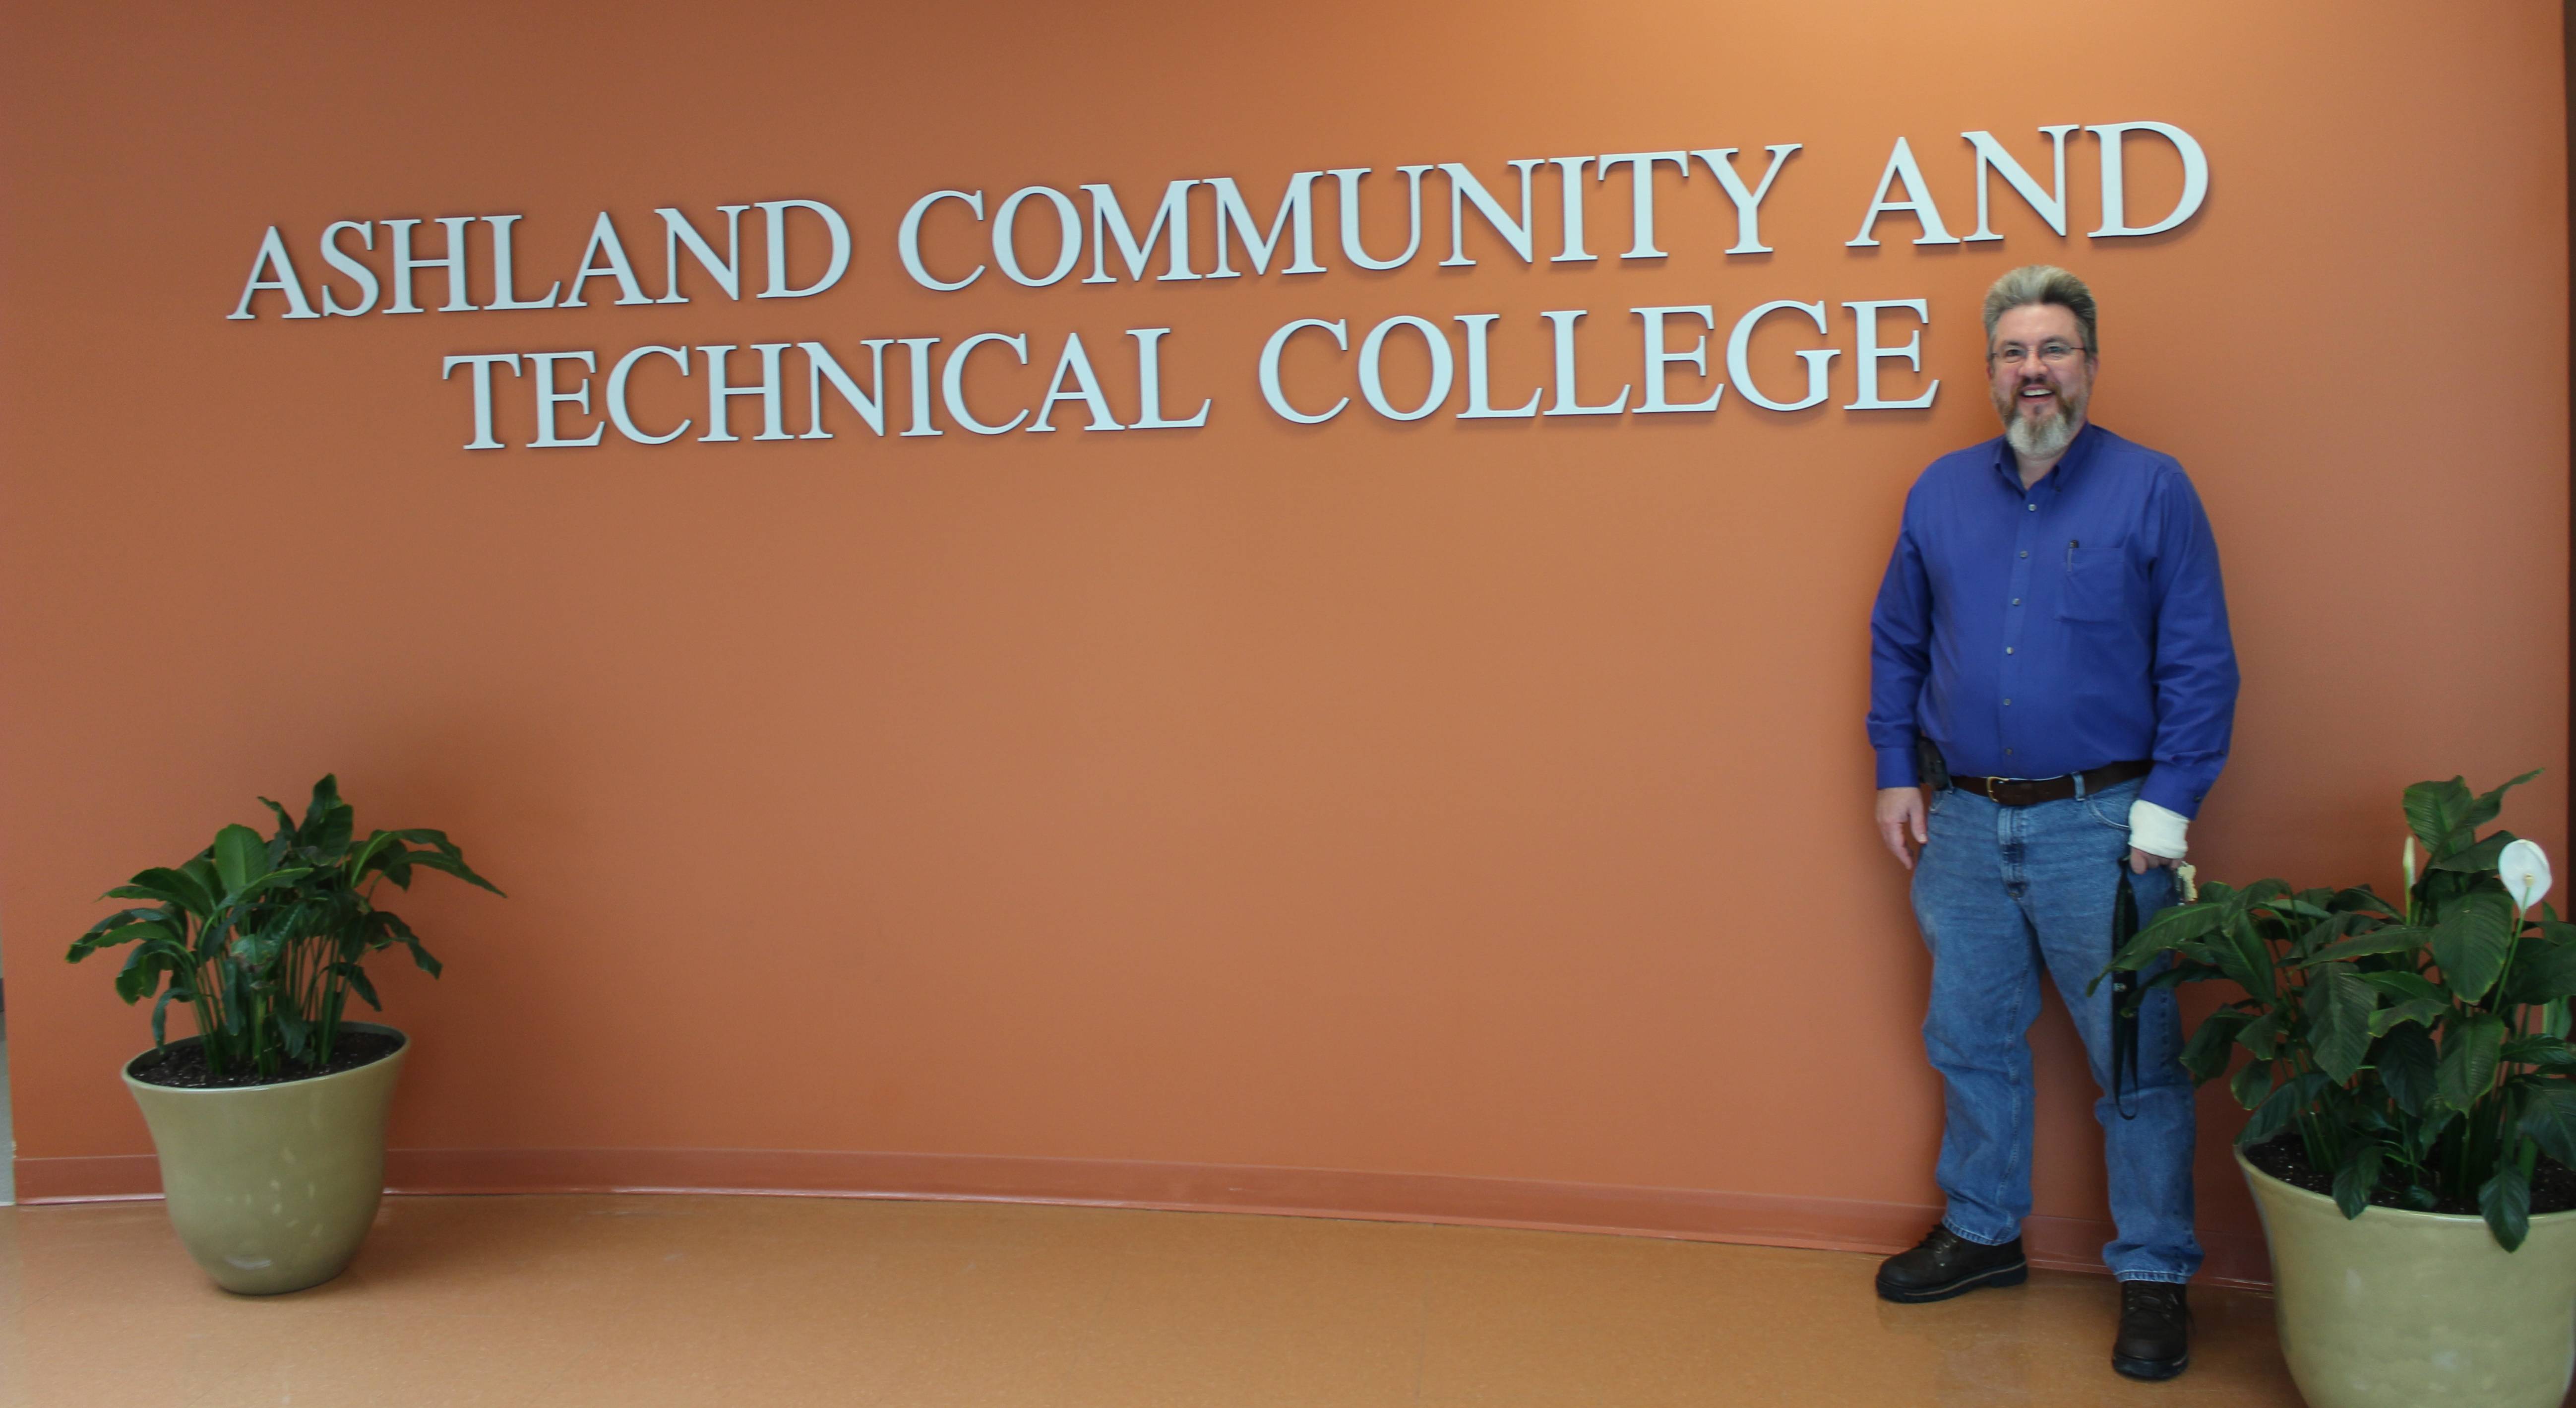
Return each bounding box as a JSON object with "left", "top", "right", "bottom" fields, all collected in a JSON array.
[{"left": 2, "top": 0, "right": 2566, "bottom": 1273}]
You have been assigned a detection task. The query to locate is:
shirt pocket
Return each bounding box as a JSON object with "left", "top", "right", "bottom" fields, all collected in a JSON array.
[{"left": 2055, "top": 535, "right": 2130, "bottom": 624}]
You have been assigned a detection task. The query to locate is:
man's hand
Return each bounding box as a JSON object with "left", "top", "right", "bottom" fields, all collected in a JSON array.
[
  {"left": 2130, "top": 847, "right": 2180, "bottom": 874},
  {"left": 1878, "top": 786, "right": 1928, "bottom": 870}
]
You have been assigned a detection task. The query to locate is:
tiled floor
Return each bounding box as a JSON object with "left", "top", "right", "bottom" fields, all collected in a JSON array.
[{"left": 0, "top": 1193, "right": 2304, "bottom": 1407}]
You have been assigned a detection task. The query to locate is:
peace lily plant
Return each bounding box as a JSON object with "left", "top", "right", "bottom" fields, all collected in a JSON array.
[
  {"left": 68, "top": 775, "right": 502, "bottom": 1080},
  {"left": 2105, "top": 770, "right": 2576, "bottom": 1250},
  {"left": 61, "top": 776, "right": 503, "bottom": 1296}
]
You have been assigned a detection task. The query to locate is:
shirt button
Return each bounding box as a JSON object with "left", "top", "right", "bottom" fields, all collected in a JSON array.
[
  {"left": 2005, "top": 647, "right": 2014, "bottom": 654},
  {"left": 2012, "top": 598, "right": 2021, "bottom": 606},
  {"left": 2027, "top": 504, "right": 2038, "bottom": 512},
  {"left": 2019, "top": 551, "right": 2028, "bottom": 559},
  {"left": 2005, "top": 748, "right": 2015, "bottom": 755},
  {"left": 2003, "top": 699, "right": 2012, "bottom": 706}
]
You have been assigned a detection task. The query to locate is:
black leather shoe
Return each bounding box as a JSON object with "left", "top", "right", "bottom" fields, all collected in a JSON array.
[
  {"left": 2112, "top": 1281, "right": 2191, "bottom": 1380},
  {"left": 1874, "top": 1225, "right": 2028, "bottom": 1303}
]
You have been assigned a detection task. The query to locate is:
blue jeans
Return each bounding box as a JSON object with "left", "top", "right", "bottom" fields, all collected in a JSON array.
[{"left": 1910, "top": 776, "right": 2201, "bottom": 1283}]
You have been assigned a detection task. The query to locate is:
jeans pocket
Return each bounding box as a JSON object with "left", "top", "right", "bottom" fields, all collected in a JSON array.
[{"left": 2082, "top": 787, "right": 2135, "bottom": 832}]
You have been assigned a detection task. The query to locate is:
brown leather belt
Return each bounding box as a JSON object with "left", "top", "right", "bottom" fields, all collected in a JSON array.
[{"left": 1947, "top": 759, "right": 2151, "bottom": 808}]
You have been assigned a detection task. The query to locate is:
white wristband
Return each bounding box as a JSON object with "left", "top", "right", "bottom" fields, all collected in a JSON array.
[{"left": 2128, "top": 799, "right": 2191, "bottom": 859}]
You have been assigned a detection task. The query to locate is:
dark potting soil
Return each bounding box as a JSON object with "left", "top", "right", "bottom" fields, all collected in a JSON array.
[
  {"left": 126, "top": 1030, "right": 403, "bottom": 1089},
  {"left": 2245, "top": 1133, "right": 2576, "bottom": 1217}
]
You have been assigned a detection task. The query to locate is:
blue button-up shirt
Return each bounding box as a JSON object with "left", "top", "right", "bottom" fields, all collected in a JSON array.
[{"left": 1867, "top": 423, "right": 2238, "bottom": 818}]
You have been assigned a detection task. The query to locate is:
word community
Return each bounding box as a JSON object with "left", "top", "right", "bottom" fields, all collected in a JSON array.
[{"left": 220, "top": 124, "right": 2209, "bottom": 450}]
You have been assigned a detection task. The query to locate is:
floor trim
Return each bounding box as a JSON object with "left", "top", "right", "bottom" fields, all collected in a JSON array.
[{"left": 12, "top": 1147, "right": 2273, "bottom": 1287}]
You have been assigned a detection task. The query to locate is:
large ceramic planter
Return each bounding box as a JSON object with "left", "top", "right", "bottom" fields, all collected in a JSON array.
[
  {"left": 2240, "top": 1147, "right": 2576, "bottom": 1407},
  {"left": 122, "top": 1023, "right": 408, "bottom": 1294}
]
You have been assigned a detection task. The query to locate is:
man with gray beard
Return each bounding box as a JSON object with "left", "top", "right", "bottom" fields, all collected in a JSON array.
[{"left": 1864, "top": 265, "right": 2238, "bottom": 1381}]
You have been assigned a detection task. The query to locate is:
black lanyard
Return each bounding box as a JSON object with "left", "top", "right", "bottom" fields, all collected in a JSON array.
[{"left": 2110, "top": 865, "right": 2142, "bottom": 1120}]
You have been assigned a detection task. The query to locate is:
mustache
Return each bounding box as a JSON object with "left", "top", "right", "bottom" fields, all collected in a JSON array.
[{"left": 1991, "top": 376, "right": 2086, "bottom": 451}]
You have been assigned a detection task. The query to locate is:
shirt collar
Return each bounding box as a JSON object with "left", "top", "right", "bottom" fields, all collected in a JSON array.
[{"left": 1989, "top": 421, "right": 2102, "bottom": 496}]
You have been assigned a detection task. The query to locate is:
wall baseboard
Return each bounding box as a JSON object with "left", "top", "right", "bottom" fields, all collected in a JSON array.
[{"left": 13, "top": 1147, "right": 2272, "bottom": 1287}]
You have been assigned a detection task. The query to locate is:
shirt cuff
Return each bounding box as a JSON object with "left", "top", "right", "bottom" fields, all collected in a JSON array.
[
  {"left": 1875, "top": 745, "right": 1920, "bottom": 789},
  {"left": 2128, "top": 799, "right": 2190, "bottom": 859},
  {"left": 2138, "top": 770, "right": 2209, "bottom": 820}
]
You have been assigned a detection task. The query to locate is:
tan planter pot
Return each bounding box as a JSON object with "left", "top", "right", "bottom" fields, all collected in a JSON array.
[
  {"left": 122, "top": 1024, "right": 407, "bottom": 1295},
  {"left": 2240, "top": 1146, "right": 2576, "bottom": 1408}
]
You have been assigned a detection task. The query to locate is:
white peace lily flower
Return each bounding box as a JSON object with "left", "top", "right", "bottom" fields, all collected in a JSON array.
[
  {"left": 2501, "top": 838, "right": 2552, "bottom": 913},
  {"left": 2403, "top": 835, "right": 2418, "bottom": 893}
]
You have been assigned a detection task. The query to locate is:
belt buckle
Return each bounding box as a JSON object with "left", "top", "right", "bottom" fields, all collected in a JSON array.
[{"left": 1982, "top": 776, "right": 2006, "bottom": 802}]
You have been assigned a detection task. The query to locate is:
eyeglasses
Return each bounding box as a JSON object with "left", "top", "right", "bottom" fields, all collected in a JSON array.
[{"left": 1987, "top": 341, "right": 2086, "bottom": 367}]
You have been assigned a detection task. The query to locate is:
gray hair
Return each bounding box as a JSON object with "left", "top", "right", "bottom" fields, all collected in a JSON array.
[{"left": 1982, "top": 265, "right": 2098, "bottom": 355}]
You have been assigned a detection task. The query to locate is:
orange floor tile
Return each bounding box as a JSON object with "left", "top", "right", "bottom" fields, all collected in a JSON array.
[{"left": 1, "top": 1194, "right": 2303, "bottom": 1407}]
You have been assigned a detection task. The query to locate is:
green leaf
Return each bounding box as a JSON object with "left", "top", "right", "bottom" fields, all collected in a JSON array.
[
  {"left": 2139, "top": 962, "right": 2218, "bottom": 994},
  {"left": 2506, "top": 938, "right": 2576, "bottom": 1004},
  {"left": 2359, "top": 970, "right": 2443, "bottom": 1002},
  {"left": 67, "top": 914, "right": 172, "bottom": 961},
  {"left": 180, "top": 858, "right": 223, "bottom": 912},
  {"left": 2481, "top": 1156, "right": 2533, "bottom": 1252},
  {"left": 2411, "top": 1103, "right": 2461, "bottom": 1160},
  {"left": 105, "top": 866, "right": 214, "bottom": 917},
  {"left": 2369, "top": 998, "right": 2449, "bottom": 1037},
  {"left": 229, "top": 866, "right": 314, "bottom": 904},
  {"left": 302, "top": 775, "right": 344, "bottom": 840},
  {"left": 2521, "top": 1085, "right": 2576, "bottom": 1166},
  {"left": 335, "top": 961, "right": 383, "bottom": 1011},
  {"left": 2243, "top": 1072, "right": 2330, "bottom": 1147},
  {"left": 314, "top": 800, "right": 354, "bottom": 860},
  {"left": 2181, "top": 1009, "right": 2253, "bottom": 1082},
  {"left": 2469, "top": 769, "right": 2545, "bottom": 830},
  {"left": 2278, "top": 907, "right": 2358, "bottom": 958},
  {"left": 113, "top": 950, "right": 160, "bottom": 1003},
  {"left": 347, "top": 830, "right": 401, "bottom": 883},
  {"left": 2377, "top": 1025, "right": 2440, "bottom": 1116},
  {"left": 2432, "top": 830, "right": 2516, "bottom": 875},
  {"left": 2306, "top": 926, "right": 2433, "bottom": 964},
  {"left": 258, "top": 795, "right": 298, "bottom": 841},
  {"left": 2234, "top": 878, "right": 2293, "bottom": 913},
  {"left": 2405, "top": 776, "right": 2478, "bottom": 859},
  {"left": 2503, "top": 1034, "right": 2576, "bottom": 1068},
  {"left": 2230, "top": 1058, "right": 2273, "bottom": 1111},
  {"left": 149, "top": 983, "right": 192, "bottom": 1049},
  {"left": 361, "top": 907, "right": 412, "bottom": 946},
  {"left": 2332, "top": 1144, "right": 2384, "bottom": 1219},
  {"left": 2329, "top": 887, "right": 2405, "bottom": 918},
  {"left": 77, "top": 904, "right": 170, "bottom": 940},
  {"left": 2241, "top": 1010, "right": 2286, "bottom": 1061},
  {"left": 2440, "top": 1014, "right": 2509, "bottom": 1110},
  {"left": 393, "top": 848, "right": 505, "bottom": 896},
  {"left": 212, "top": 824, "right": 267, "bottom": 897},
  {"left": 2432, "top": 890, "right": 2515, "bottom": 1003},
  {"left": 2210, "top": 915, "right": 2277, "bottom": 1001},
  {"left": 2308, "top": 962, "right": 2377, "bottom": 1083}
]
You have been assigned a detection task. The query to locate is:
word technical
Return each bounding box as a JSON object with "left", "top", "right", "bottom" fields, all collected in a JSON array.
[{"left": 221, "top": 124, "right": 2209, "bottom": 450}]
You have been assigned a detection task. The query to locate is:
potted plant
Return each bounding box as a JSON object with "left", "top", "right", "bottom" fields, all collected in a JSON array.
[
  {"left": 2105, "top": 770, "right": 2576, "bottom": 1408},
  {"left": 65, "top": 776, "right": 502, "bottom": 1293}
]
